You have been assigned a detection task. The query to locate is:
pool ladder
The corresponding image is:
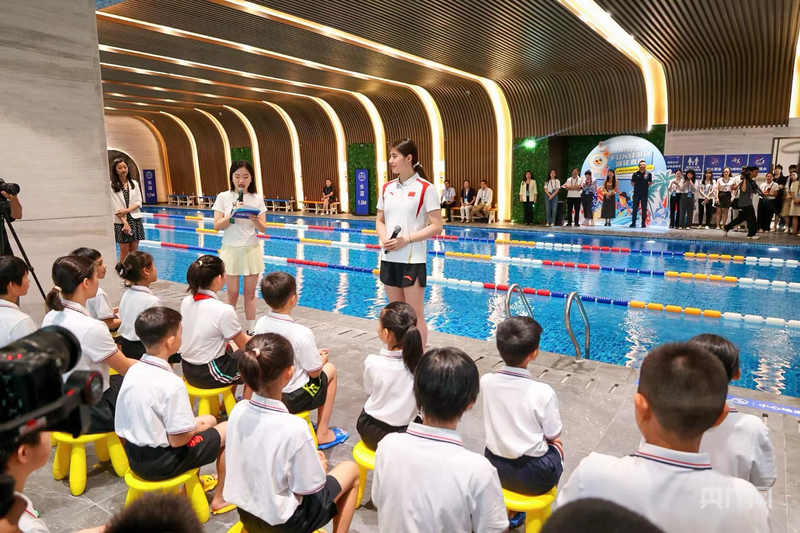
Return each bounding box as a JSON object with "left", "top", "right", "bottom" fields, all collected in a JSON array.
[
  {"left": 565, "top": 292, "right": 590, "bottom": 361},
  {"left": 504, "top": 284, "right": 534, "bottom": 319}
]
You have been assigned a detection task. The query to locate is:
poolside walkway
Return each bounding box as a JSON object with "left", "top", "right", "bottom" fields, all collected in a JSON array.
[{"left": 30, "top": 279, "right": 800, "bottom": 532}]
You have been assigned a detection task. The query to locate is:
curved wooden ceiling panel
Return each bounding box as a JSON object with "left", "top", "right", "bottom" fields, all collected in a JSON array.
[
  {"left": 234, "top": 104, "right": 294, "bottom": 200},
  {"left": 170, "top": 110, "right": 228, "bottom": 195},
  {"left": 144, "top": 114, "right": 195, "bottom": 196},
  {"left": 213, "top": 107, "right": 251, "bottom": 151},
  {"left": 595, "top": 0, "right": 800, "bottom": 129},
  {"left": 322, "top": 94, "right": 374, "bottom": 145}
]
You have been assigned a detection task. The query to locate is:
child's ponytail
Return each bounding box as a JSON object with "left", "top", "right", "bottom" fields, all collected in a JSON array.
[
  {"left": 47, "top": 256, "right": 96, "bottom": 311},
  {"left": 238, "top": 333, "right": 295, "bottom": 393},
  {"left": 380, "top": 301, "right": 423, "bottom": 374},
  {"left": 186, "top": 255, "right": 225, "bottom": 295},
  {"left": 115, "top": 251, "right": 154, "bottom": 285}
]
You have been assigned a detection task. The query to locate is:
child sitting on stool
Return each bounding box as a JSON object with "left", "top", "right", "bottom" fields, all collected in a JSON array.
[{"left": 115, "top": 251, "right": 160, "bottom": 360}]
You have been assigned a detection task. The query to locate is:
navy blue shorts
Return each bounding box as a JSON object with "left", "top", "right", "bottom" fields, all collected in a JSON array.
[{"left": 485, "top": 445, "right": 563, "bottom": 496}]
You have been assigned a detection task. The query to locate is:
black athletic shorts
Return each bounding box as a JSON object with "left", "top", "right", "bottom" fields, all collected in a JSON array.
[
  {"left": 485, "top": 445, "right": 563, "bottom": 496},
  {"left": 380, "top": 261, "right": 426, "bottom": 288},
  {"left": 125, "top": 427, "right": 222, "bottom": 482},
  {"left": 238, "top": 475, "right": 341, "bottom": 533},
  {"left": 356, "top": 409, "right": 408, "bottom": 451},
  {"left": 181, "top": 351, "right": 243, "bottom": 389},
  {"left": 88, "top": 373, "right": 123, "bottom": 434},
  {"left": 116, "top": 337, "right": 146, "bottom": 360},
  {"left": 283, "top": 373, "right": 328, "bottom": 414}
]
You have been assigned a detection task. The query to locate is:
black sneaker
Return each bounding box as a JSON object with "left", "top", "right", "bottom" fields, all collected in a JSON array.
[{"left": 629, "top": 223, "right": 636, "bottom": 228}]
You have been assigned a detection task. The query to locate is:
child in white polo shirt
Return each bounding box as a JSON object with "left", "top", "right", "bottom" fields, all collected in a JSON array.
[
  {"left": 0, "top": 256, "right": 37, "bottom": 346},
  {"left": 224, "top": 333, "right": 360, "bottom": 533},
  {"left": 179, "top": 255, "right": 250, "bottom": 389},
  {"left": 115, "top": 251, "right": 161, "bottom": 360},
  {"left": 557, "top": 342, "right": 770, "bottom": 533},
  {"left": 692, "top": 334, "right": 776, "bottom": 490},
  {"left": 373, "top": 347, "right": 509, "bottom": 533},
  {"left": 356, "top": 301, "right": 423, "bottom": 451},
  {"left": 482, "top": 316, "right": 563, "bottom": 527},
  {"left": 71, "top": 248, "right": 120, "bottom": 331},
  {"left": 115, "top": 307, "right": 233, "bottom": 515},
  {"left": 255, "top": 271, "right": 348, "bottom": 450},
  {"left": 1, "top": 430, "right": 52, "bottom": 533}
]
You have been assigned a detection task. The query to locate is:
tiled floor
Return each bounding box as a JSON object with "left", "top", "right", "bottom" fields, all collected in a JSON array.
[{"left": 28, "top": 280, "right": 800, "bottom": 532}]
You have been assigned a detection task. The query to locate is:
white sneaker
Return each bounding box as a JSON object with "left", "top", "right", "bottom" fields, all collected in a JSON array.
[
  {"left": 747, "top": 235, "right": 760, "bottom": 240},
  {"left": 704, "top": 226, "right": 710, "bottom": 229}
]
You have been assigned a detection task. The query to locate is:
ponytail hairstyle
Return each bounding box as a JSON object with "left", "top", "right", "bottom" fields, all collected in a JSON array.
[
  {"left": 238, "top": 333, "right": 295, "bottom": 394},
  {"left": 379, "top": 301, "right": 423, "bottom": 374},
  {"left": 391, "top": 138, "right": 428, "bottom": 182},
  {"left": 115, "top": 251, "right": 154, "bottom": 285},
  {"left": 186, "top": 255, "right": 225, "bottom": 295},
  {"left": 46, "top": 256, "right": 96, "bottom": 311}
]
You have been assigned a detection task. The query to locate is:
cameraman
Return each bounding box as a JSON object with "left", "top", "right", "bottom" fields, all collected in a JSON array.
[
  {"left": 0, "top": 190, "right": 22, "bottom": 257},
  {"left": 724, "top": 166, "right": 759, "bottom": 239},
  {"left": 0, "top": 431, "right": 51, "bottom": 532}
]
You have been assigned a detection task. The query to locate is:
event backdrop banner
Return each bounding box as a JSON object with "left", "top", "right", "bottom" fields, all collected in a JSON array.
[{"left": 581, "top": 135, "right": 669, "bottom": 226}]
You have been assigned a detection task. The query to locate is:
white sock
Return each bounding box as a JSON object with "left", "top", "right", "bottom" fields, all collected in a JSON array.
[{"left": 247, "top": 319, "right": 256, "bottom": 333}]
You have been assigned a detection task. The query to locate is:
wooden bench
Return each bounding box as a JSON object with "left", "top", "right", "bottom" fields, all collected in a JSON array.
[
  {"left": 299, "top": 200, "right": 340, "bottom": 215},
  {"left": 264, "top": 198, "right": 295, "bottom": 212},
  {"left": 168, "top": 194, "right": 196, "bottom": 206},
  {"left": 299, "top": 200, "right": 324, "bottom": 213},
  {"left": 199, "top": 195, "right": 216, "bottom": 208},
  {"left": 325, "top": 202, "right": 340, "bottom": 215},
  {"left": 168, "top": 194, "right": 179, "bottom": 205},
  {"left": 489, "top": 205, "right": 498, "bottom": 224}
]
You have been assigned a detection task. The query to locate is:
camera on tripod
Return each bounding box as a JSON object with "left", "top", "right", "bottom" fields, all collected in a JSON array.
[{"left": 0, "top": 179, "right": 20, "bottom": 198}]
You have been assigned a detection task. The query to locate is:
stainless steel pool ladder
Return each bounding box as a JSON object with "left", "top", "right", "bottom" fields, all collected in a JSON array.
[
  {"left": 565, "top": 292, "right": 590, "bottom": 361},
  {"left": 504, "top": 283, "right": 534, "bottom": 318}
]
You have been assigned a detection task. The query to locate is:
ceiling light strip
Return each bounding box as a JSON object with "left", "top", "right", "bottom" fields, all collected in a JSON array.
[
  {"left": 262, "top": 102, "right": 304, "bottom": 204},
  {"left": 223, "top": 105, "right": 264, "bottom": 197},
  {"left": 351, "top": 93, "right": 387, "bottom": 188},
  {"left": 160, "top": 111, "right": 204, "bottom": 197},
  {"left": 195, "top": 108, "right": 232, "bottom": 173},
  {"left": 308, "top": 98, "right": 349, "bottom": 212}
]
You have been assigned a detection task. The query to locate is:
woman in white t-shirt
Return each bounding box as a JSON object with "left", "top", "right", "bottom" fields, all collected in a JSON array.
[
  {"left": 376, "top": 138, "right": 443, "bottom": 348},
  {"left": 213, "top": 161, "right": 267, "bottom": 335}
]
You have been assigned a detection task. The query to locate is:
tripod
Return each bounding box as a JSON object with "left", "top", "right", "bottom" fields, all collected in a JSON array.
[{"left": 0, "top": 200, "right": 47, "bottom": 301}]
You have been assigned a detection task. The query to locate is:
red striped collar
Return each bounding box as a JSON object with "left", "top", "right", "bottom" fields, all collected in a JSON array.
[
  {"left": 61, "top": 300, "right": 90, "bottom": 316},
  {"left": 193, "top": 289, "right": 217, "bottom": 302},
  {"left": 634, "top": 444, "right": 711, "bottom": 470},
  {"left": 249, "top": 394, "right": 289, "bottom": 413},
  {"left": 406, "top": 422, "right": 463, "bottom": 447},
  {"left": 498, "top": 366, "right": 532, "bottom": 379},
  {"left": 379, "top": 348, "right": 404, "bottom": 359},
  {"left": 140, "top": 355, "right": 172, "bottom": 372},
  {"left": 268, "top": 311, "right": 294, "bottom": 323}
]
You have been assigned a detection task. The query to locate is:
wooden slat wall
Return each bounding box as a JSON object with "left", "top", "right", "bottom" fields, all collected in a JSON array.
[
  {"left": 596, "top": 0, "right": 800, "bottom": 130},
  {"left": 212, "top": 106, "right": 251, "bottom": 152},
  {"left": 323, "top": 94, "right": 374, "bottom": 144},
  {"left": 171, "top": 110, "right": 228, "bottom": 195},
  {"left": 278, "top": 101, "right": 339, "bottom": 202},
  {"left": 367, "top": 90, "right": 432, "bottom": 181},
  {"left": 234, "top": 104, "right": 295, "bottom": 200},
  {"left": 145, "top": 113, "right": 196, "bottom": 196}
]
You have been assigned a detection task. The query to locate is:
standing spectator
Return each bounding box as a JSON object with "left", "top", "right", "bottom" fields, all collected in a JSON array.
[
  {"left": 600, "top": 170, "right": 618, "bottom": 227},
  {"left": 544, "top": 170, "right": 560, "bottom": 228},
  {"left": 440, "top": 180, "right": 456, "bottom": 222},
  {"left": 472, "top": 180, "right": 494, "bottom": 221},
  {"left": 109, "top": 158, "right": 144, "bottom": 264},
  {"left": 697, "top": 170, "right": 716, "bottom": 229},
  {"left": 629, "top": 160, "right": 653, "bottom": 228},
  {"left": 459, "top": 180, "right": 476, "bottom": 222},
  {"left": 788, "top": 170, "right": 800, "bottom": 235},
  {"left": 758, "top": 173, "right": 780, "bottom": 232},
  {"left": 322, "top": 178, "right": 335, "bottom": 213},
  {"left": 715, "top": 167, "right": 735, "bottom": 229},
  {"left": 519, "top": 171, "right": 538, "bottom": 225},
  {"left": 0, "top": 184, "right": 22, "bottom": 256},
  {"left": 668, "top": 170, "right": 683, "bottom": 229},
  {"left": 580, "top": 171, "right": 597, "bottom": 226},
  {"left": 564, "top": 168, "right": 582, "bottom": 227},
  {"left": 781, "top": 171, "right": 798, "bottom": 233},
  {"left": 678, "top": 169, "right": 696, "bottom": 229},
  {"left": 724, "top": 166, "right": 759, "bottom": 239},
  {"left": 774, "top": 164, "right": 787, "bottom": 230}
]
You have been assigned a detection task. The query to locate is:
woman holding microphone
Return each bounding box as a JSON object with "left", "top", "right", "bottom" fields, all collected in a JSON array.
[
  {"left": 212, "top": 160, "right": 267, "bottom": 335},
  {"left": 376, "top": 138, "right": 443, "bottom": 348}
]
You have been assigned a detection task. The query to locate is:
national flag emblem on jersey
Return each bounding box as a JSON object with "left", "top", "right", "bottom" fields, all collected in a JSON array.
[{"left": 408, "top": 191, "right": 416, "bottom": 197}]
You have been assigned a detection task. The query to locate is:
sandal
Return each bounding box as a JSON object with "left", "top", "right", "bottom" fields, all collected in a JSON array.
[
  {"left": 211, "top": 504, "right": 237, "bottom": 516},
  {"left": 199, "top": 474, "right": 218, "bottom": 493},
  {"left": 318, "top": 428, "right": 349, "bottom": 450}
]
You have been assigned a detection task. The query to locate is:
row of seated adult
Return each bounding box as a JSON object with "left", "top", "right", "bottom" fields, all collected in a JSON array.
[{"left": 440, "top": 179, "right": 496, "bottom": 223}]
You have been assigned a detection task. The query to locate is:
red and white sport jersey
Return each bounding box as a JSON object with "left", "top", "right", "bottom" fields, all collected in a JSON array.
[{"left": 377, "top": 173, "right": 440, "bottom": 265}]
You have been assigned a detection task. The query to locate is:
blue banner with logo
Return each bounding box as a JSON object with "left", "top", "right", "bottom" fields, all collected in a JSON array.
[
  {"left": 682, "top": 155, "right": 704, "bottom": 172},
  {"left": 355, "top": 169, "right": 369, "bottom": 215},
  {"left": 725, "top": 154, "right": 748, "bottom": 170},
  {"left": 142, "top": 169, "right": 157, "bottom": 204},
  {"left": 748, "top": 154, "right": 772, "bottom": 173},
  {"left": 704, "top": 155, "right": 725, "bottom": 174},
  {"left": 665, "top": 155, "right": 682, "bottom": 172}
]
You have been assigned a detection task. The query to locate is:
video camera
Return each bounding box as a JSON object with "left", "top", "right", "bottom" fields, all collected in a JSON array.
[{"left": 0, "top": 179, "right": 20, "bottom": 197}]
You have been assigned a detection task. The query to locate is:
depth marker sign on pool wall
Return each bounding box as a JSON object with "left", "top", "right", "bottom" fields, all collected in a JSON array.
[
  {"left": 355, "top": 169, "right": 369, "bottom": 216},
  {"left": 143, "top": 169, "right": 157, "bottom": 204}
]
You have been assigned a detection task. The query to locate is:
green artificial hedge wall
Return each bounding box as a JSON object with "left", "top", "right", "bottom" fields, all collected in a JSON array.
[
  {"left": 566, "top": 125, "right": 666, "bottom": 178},
  {"left": 231, "top": 147, "right": 253, "bottom": 165},
  {"left": 347, "top": 143, "right": 377, "bottom": 215},
  {"left": 511, "top": 138, "right": 549, "bottom": 224}
]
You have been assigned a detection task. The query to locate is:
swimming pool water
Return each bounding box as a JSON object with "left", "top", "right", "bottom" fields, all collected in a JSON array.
[{"left": 140, "top": 207, "right": 800, "bottom": 398}]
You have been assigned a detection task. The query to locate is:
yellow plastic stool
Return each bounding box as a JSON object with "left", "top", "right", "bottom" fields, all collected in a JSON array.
[
  {"left": 503, "top": 487, "right": 557, "bottom": 533},
  {"left": 352, "top": 441, "right": 375, "bottom": 507},
  {"left": 52, "top": 431, "right": 129, "bottom": 496},
  {"left": 185, "top": 383, "right": 236, "bottom": 417},
  {"left": 296, "top": 411, "right": 318, "bottom": 448},
  {"left": 124, "top": 468, "right": 209, "bottom": 524},
  {"left": 228, "top": 521, "right": 325, "bottom": 533}
]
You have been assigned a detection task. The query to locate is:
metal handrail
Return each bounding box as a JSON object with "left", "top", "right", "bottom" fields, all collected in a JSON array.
[
  {"left": 505, "top": 283, "right": 534, "bottom": 318},
  {"left": 565, "top": 291, "right": 590, "bottom": 361}
]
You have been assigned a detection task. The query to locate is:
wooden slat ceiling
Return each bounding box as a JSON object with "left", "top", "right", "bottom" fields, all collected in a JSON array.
[{"left": 595, "top": 0, "right": 800, "bottom": 129}]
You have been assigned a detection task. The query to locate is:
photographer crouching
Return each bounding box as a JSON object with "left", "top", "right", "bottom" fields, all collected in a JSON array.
[
  {"left": 723, "top": 166, "right": 759, "bottom": 240},
  {"left": 0, "top": 180, "right": 22, "bottom": 257}
]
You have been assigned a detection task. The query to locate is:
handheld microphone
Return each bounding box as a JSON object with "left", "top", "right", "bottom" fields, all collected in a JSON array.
[
  {"left": 237, "top": 187, "right": 244, "bottom": 203},
  {"left": 387, "top": 225, "right": 401, "bottom": 253}
]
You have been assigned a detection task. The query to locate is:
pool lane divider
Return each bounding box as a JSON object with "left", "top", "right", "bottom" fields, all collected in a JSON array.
[
  {"left": 140, "top": 237, "right": 799, "bottom": 330},
  {"left": 144, "top": 223, "right": 800, "bottom": 292}
]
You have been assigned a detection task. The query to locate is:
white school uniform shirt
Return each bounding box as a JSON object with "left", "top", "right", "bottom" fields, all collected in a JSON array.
[
  {"left": 481, "top": 366, "right": 563, "bottom": 459},
  {"left": 363, "top": 348, "right": 417, "bottom": 427},
  {"left": 376, "top": 173, "right": 440, "bottom": 265},
  {"left": 117, "top": 285, "right": 162, "bottom": 341},
  {"left": 41, "top": 300, "right": 117, "bottom": 391},
  {"left": 254, "top": 311, "right": 323, "bottom": 394},
  {"left": 373, "top": 422, "right": 509, "bottom": 533},
  {"left": 700, "top": 402, "right": 776, "bottom": 490},
  {"left": 212, "top": 190, "right": 267, "bottom": 248},
  {"left": 476, "top": 187, "right": 493, "bottom": 205},
  {"left": 440, "top": 187, "right": 456, "bottom": 203},
  {"left": 565, "top": 176, "right": 582, "bottom": 198},
  {"left": 224, "top": 394, "right": 326, "bottom": 526},
  {"left": 85, "top": 287, "right": 115, "bottom": 321},
  {"left": 178, "top": 290, "right": 242, "bottom": 365},
  {"left": 115, "top": 355, "right": 196, "bottom": 447},
  {"left": 16, "top": 492, "right": 49, "bottom": 533},
  {"left": 0, "top": 300, "right": 37, "bottom": 346},
  {"left": 556, "top": 443, "right": 770, "bottom": 533},
  {"left": 110, "top": 181, "right": 144, "bottom": 225}
]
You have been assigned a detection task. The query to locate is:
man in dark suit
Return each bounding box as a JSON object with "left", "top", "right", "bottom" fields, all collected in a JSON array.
[{"left": 630, "top": 160, "right": 653, "bottom": 228}]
